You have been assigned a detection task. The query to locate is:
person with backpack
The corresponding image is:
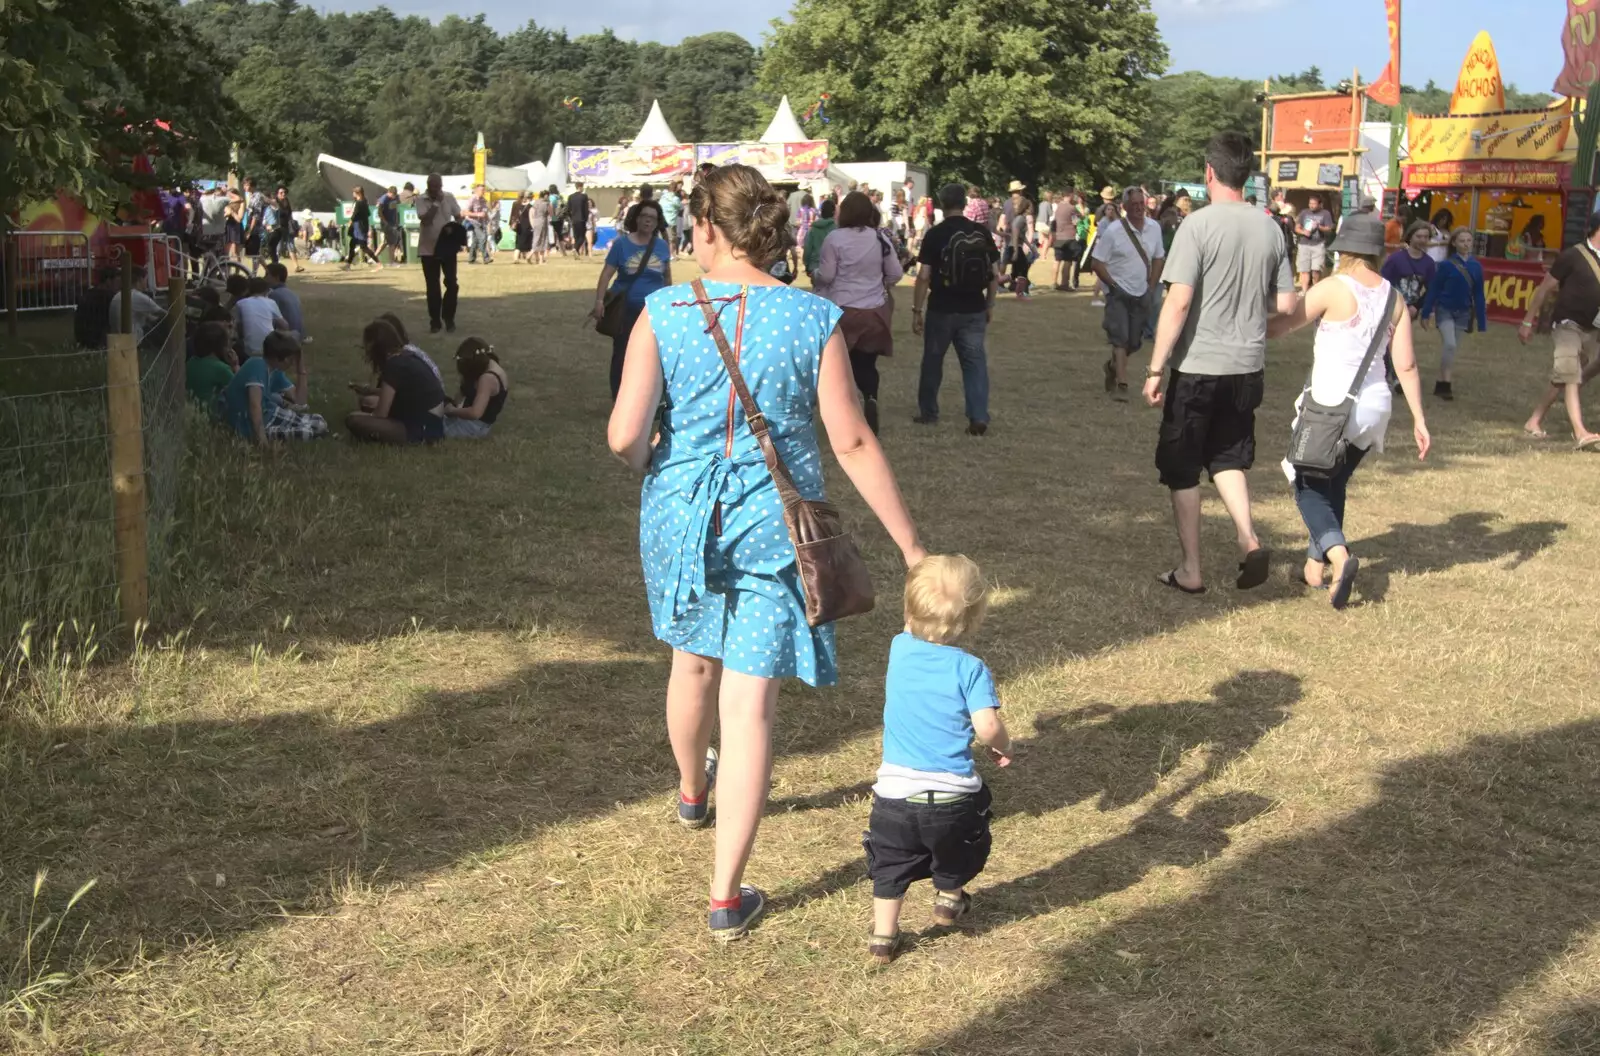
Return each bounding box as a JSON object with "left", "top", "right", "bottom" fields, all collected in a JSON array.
[{"left": 911, "top": 183, "right": 1001, "bottom": 436}]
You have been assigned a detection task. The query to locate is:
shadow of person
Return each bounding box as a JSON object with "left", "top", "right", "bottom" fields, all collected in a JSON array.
[
  {"left": 964, "top": 792, "right": 1274, "bottom": 936},
  {"left": 916, "top": 717, "right": 1600, "bottom": 1055},
  {"left": 3, "top": 656, "right": 677, "bottom": 960},
  {"left": 1345, "top": 511, "right": 1565, "bottom": 605},
  {"left": 765, "top": 671, "right": 1296, "bottom": 920},
  {"left": 1000, "top": 669, "right": 1299, "bottom": 818},
  {"left": 1533, "top": 999, "right": 1600, "bottom": 1054}
]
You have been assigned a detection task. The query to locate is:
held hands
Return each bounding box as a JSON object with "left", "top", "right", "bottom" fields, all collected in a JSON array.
[{"left": 903, "top": 544, "right": 929, "bottom": 569}]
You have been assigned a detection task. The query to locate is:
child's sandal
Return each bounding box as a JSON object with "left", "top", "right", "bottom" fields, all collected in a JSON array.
[
  {"left": 932, "top": 890, "right": 971, "bottom": 924},
  {"left": 868, "top": 930, "right": 900, "bottom": 966}
]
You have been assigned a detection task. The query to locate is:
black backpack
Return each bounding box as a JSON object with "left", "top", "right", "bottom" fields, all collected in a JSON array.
[{"left": 940, "top": 223, "right": 993, "bottom": 294}]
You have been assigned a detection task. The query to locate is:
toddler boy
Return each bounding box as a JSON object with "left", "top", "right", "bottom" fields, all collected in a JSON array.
[{"left": 865, "top": 554, "right": 1012, "bottom": 965}]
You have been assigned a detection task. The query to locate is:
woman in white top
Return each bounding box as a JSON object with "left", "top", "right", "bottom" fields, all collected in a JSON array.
[{"left": 1268, "top": 212, "right": 1432, "bottom": 610}]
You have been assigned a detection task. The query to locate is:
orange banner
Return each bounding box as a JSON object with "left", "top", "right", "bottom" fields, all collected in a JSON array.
[
  {"left": 1368, "top": 0, "right": 1402, "bottom": 107},
  {"left": 1270, "top": 95, "right": 1357, "bottom": 153},
  {"left": 1555, "top": 0, "right": 1600, "bottom": 96}
]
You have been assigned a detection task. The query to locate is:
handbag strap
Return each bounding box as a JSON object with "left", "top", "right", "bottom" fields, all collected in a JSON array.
[
  {"left": 1117, "top": 213, "right": 1152, "bottom": 270},
  {"left": 1345, "top": 285, "right": 1400, "bottom": 400},
  {"left": 1576, "top": 242, "right": 1600, "bottom": 290},
  {"left": 615, "top": 239, "right": 656, "bottom": 289},
  {"left": 690, "top": 278, "right": 805, "bottom": 510}
]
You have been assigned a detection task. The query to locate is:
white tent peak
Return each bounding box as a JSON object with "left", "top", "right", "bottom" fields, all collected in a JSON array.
[
  {"left": 631, "top": 100, "right": 680, "bottom": 148},
  {"left": 761, "top": 96, "right": 808, "bottom": 143}
]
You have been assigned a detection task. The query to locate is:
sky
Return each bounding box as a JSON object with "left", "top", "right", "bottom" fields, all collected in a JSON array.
[{"left": 308, "top": 0, "right": 1559, "bottom": 93}]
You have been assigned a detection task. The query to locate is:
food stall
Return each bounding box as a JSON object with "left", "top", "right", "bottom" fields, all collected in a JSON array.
[
  {"left": 1262, "top": 87, "right": 1369, "bottom": 223},
  {"left": 1396, "top": 31, "right": 1584, "bottom": 324}
]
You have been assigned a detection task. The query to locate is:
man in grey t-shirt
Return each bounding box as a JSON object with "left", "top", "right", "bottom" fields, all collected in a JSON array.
[
  {"left": 1295, "top": 193, "right": 1335, "bottom": 289},
  {"left": 1144, "top": 131, "right": 1297, "bottom": 595}
]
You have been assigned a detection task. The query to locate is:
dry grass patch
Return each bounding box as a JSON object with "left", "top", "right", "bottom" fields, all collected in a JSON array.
[{"left": 4, "top": 255, "right": 1600, "bottom": 1054}]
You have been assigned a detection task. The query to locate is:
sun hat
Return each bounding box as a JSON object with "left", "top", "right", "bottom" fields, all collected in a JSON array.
[
  {"left": 1331, "top": 211, "right": 1386, "bottom": 256},
  {"left": 1008, "top": 179, "right": 1026, "bottom": 193},
  {"left": 1100, "top": 186, "right": 1116, "bottom": 201}
]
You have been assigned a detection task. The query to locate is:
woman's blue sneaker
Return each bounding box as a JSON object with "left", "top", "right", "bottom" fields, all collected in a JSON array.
[
  {"left": 708, "top": 885, "right": 766, "bottom": 942},
  {"left": 677, "top": 746, "right": 718, "bottom": 829}
]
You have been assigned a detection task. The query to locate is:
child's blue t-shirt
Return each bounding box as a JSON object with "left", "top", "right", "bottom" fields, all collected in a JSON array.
[
  {"left": 881, "top": 632, "right": 1000, "bottom": 779},
  {"left": 605, "top": 235, "right": 671, "bottom": 307},
  {"left": 223, "top": 355, "right": 289, "bottom": 438}
]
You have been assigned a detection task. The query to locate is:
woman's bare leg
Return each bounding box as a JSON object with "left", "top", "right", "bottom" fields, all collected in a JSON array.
[
  {"left": 668, "top": 650, "right": 721, "bottom": 801},
  {"left": 344, "top": 412, "right": 408, "bottom": 444},
  {"left": 709, "top": 670, "right": 780, "bottom": 902}
]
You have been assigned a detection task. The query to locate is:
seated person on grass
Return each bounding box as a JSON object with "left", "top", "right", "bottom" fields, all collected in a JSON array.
[
  {"left": 224, "top": 273, "right": 249, "bottom": 308},
  {"left": 263, "top": 262, "right": 306, "bottom": 340},
  {"left": 223, "top": 330, "right": 327, "bottom": 443},
  {"left": 442, "top": 337, "right": 510, "bottom": 439},
  {"left": 345, "top": 319, "right": 447, "bottom": 444},
  {"left": 350, "top": 312, "right": 443, "bottom": 411},
  {"left": 185, "top": 321, "right": 237, "bottom": 419},
  {"left": 233, "top": 277, "right": 290, "bottom": 356}
]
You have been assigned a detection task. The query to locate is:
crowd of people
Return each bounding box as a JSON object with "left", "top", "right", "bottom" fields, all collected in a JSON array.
[{"left": 126, "top": 132, "right": 1600, "bottom": 961}]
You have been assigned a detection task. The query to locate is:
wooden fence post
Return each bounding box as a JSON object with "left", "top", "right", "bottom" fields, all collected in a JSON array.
[
  {"left": 4, "top": 235, "right": 18, "bottom": 338},
  {"left": 106, "top": 332, "right": 149, "bottom": 629}
]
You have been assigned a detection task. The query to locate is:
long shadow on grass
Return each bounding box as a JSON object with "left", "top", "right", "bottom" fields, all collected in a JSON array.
[
  {"left": 771, "top": 671, "right": 1296, "bottom": 915},
  {"left": 916, "top": 717, "right": 1600, "bottom": 1056},
  {"left": 1, "top": 656, "right": 691, "bottom": 957}
]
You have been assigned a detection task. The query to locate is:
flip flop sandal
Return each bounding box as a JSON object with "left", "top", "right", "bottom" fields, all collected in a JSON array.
[
  {"left": 868, "top": 930, "right": 901, "bottom": 966},
  {"left": 1157, "top": 570, "right": 1206, "bottom": 595},
  {"left": 933, "top": 890, "right": 972, "bottom": 924},
  {"left": 1330, "top": 556, "right": 1361, "bottom": 611},
  {"left": 1523, "top": 427, "right": 1550, "bottom": 440},
  {"left": 1577, "top": 435, "right": 1600, "bottom": 451},
  {"left": 1236, "top": 548, "right": 1272, "bottom": 591}
]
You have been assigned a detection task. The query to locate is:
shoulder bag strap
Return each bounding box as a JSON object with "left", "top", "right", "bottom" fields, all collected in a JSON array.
[
  {"left": 690, "top": 279, "right": 805, "bottom": 509},
  {"left": 616, "top": 240, "right": 655, "bottom": 289},
  {"left": 1446, "top": 255, "right": 1475, "bottom": 287},
  {"left": 1346, "top": 286, "right": 1400, "bottom": 400},
  {"left": 1577, "top": 243, "right": 1600, "bottom": 289},
  {"left": 1117, "top": 214, "right": 1152, "bottom": 271}
]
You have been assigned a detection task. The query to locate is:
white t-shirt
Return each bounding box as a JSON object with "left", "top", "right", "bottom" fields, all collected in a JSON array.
[
  {"left": 1089, "top": 214, "right": 1166, "bottom": 296},
  {"left": 234, "top": 296, "right": 285, "bottom": 354}
]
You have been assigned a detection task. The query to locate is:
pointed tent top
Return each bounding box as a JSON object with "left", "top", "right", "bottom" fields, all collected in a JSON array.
[
  {"left": 760, "top": 96, "right": 808, "bottom": 143},
  {"left": 631, "top": 101, "right": 680, "bottom": 148}
]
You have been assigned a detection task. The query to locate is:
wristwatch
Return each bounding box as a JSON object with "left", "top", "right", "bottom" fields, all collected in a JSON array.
[{"left": 1146, "top": 369, "right": 1163, "bottom": 379}]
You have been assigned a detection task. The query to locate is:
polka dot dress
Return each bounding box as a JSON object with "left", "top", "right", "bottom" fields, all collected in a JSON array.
[{"left": 639, "top": 281, "right": 844, "bottom": 688}]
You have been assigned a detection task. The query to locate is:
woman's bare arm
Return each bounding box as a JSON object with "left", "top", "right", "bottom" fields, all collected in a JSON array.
[
  {"left": 606, "top": 306, "right": 664, "bottom": 473},
  {"left": 815, "top": 329, "right": 923, "bottom": 566}
]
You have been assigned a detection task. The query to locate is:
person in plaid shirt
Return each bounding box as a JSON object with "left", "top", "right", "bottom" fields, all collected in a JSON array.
[{"left": 963, "top": 186, "right": 990, "bottom": 227}]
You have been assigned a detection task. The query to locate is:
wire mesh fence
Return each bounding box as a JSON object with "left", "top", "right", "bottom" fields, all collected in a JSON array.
[{"left": 0, "top": 286, "right": 187, "bottom": 645}]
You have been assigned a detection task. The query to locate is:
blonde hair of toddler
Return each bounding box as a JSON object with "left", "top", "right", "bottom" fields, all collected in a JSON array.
[{"left": 904, "top": 555, "right": 988, "bottom": 646}]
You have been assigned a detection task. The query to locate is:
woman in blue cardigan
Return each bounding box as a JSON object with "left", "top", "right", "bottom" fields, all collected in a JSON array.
[{"left": 1418, "top": 228, "right": 1488, "bottom": 400}]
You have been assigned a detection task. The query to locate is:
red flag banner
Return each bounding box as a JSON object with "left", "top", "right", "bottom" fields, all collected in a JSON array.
[
  {"left": 1555, "top": 0, "right": 1600, "bottom": 97},
  {"left": 1368, "top": 0, "right": 1402, "bottom": 107}
]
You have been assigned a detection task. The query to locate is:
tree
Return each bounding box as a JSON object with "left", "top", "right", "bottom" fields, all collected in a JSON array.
[
  {"left": 760, "top": 0, "right": 1167, "bottom": 191},
  {"left": 1138, "top": 72, "right": 1262, "bottom": 183},
  {"left": 1, "top": 0, "right": 279, "bottom": 217},
  {"left": 661, "top": 33, "right": 765, "bottom": 143},
  {"left": 477, "top": 72, "right": 560, "bottom": 167}
]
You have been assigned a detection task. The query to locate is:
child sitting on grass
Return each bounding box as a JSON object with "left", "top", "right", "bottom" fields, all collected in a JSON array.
[
  {"left": 223, "top": 330, "right": 327, "bottom": 444},
  {"left": 865, "top": 554, "right": 1012, "bottom": 966},
  {"left": 185, "top": 320, "right": 237, "bottom": 419}
]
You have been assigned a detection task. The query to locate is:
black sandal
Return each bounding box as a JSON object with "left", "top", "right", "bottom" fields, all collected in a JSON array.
[
  {"left": 1236, "top": 548, "right": 1272, "bottom": 590},
  {"left": 1157, "top": 570, "right": 1206, "bottom": 595},
  {"left": 868, "top": 930, "right": 900, "bottom": 966}
]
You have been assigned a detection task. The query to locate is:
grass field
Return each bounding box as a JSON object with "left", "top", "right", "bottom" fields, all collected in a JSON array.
[{"left": 4, "top": 251, "right": 1600, "bottom": 1055}]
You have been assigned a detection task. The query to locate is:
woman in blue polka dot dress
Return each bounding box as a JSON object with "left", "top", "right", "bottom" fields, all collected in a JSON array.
[{"left": 609, "top": 165, "right": 926, "bottom": 941}]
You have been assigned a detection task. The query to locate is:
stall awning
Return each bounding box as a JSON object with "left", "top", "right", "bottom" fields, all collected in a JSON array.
[{"left": 1402, "top": 159, "right": 1573, "bottom": 190}]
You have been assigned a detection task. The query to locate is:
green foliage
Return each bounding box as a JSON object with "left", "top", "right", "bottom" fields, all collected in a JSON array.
[
  {"left": 1139, "top": 72, "right": 1263, "bottom": 183},
  {"left": 172, "top": 5, "right": 767, "bottom": 204},
  {"left": 760, "top": 0, "right": 1166, "bottom": 191},
  {"left": 0, "top": 0, "right": 279, "bottom": 217}
]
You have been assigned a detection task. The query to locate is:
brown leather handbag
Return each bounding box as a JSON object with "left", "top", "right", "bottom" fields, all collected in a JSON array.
[{"left": 691, "top": 278, "right": 874, "bottom": 627}]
